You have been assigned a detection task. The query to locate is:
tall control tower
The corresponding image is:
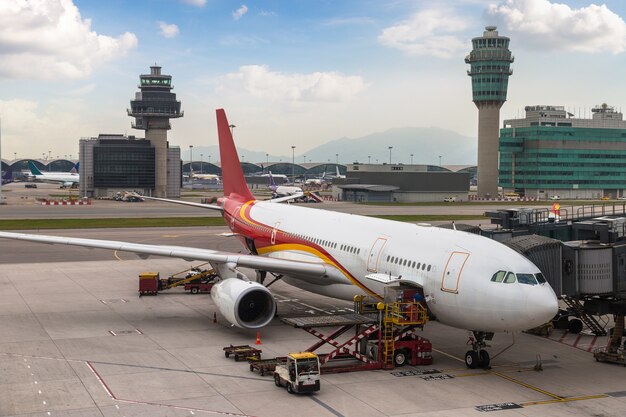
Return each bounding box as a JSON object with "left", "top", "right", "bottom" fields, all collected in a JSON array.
[
  {"left": 465, "top": 26, "right": 513, "bottom": 198},
  {"left": 128, "top": 65, "right": 183, "bottom": 197}
]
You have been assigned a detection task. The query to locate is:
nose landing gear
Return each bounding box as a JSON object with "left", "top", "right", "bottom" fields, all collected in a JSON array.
[{"left": 465, "top": 331, "right": 494, "bottom": 369}]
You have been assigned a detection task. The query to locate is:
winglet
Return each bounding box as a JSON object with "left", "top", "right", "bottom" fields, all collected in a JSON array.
[
  {"left": 216, "top": 109, "right": 255, "bottom": 202},
  {"left": 28, "top": 161, "right": 43, "bottom": 176}
]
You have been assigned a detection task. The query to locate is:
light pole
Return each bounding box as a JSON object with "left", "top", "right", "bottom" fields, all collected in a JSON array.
[
  {"left": 388, "top": 146, "right": 393, "bottom": 164},
  {"left": 14, "top": 152, "right": 16, "bottom": 160},
  {"left": 335, "top": 153, "right": 339, "bottom": 164},
  {"left": 368, "top": 155, "right": 371, "bottom": 164},
  {"left": 229, "top": 124, "right": 236, "bottom": 136},
  {"left": 200, "top": 153, "right": 203, "bottom": 174},
  {"left": 189, "top": 145, "right": 193, "bottom": 179},
  {"left": 410, "top": 153, "right": 414, "bottom": 164},
  {"left": 439, "top": 155, "right": 442, "bottom": 166},
  {"left": 303, "top": 155, "right": 306, "bottom": 163},
  {"left": 291, "top": 146, "right": 296, "bottom": 183}
]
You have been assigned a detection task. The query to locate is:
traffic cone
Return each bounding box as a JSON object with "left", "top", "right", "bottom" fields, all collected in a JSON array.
[{"left": 255, "top": 331, "right": 262, "bottom": 345}]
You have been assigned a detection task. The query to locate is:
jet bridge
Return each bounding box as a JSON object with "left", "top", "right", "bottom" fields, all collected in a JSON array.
[{"left": 482, "top": 204, "right": 626, "bottom": 341}]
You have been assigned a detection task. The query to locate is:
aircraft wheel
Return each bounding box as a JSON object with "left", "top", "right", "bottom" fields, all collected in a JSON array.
[
  {"left": 393, "top": 349, "right": 408, "bottom": 367},
  {"left": 465, "top": 350, "right": 479, "bottom": 369},
  {"left": 286, "top": 382, "right": 294, "bottom": 394},
  {"left": 568, "top": 318, "right": 583, "bottom": 334},
  {"left": 478, "top": 350, "right": 490, "bottom": 368},
  {"left": 274, "top": 374, "right": 281, "bottom": 387}
]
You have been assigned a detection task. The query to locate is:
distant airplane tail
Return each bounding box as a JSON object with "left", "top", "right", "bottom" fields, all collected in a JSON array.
[
  {"left": 216, "top": 109, "right": 254, "bottom": 202},
  {"left": 70, "top": 162, "right": 79, "bottom": 174},
  {"left": 28, "top": 161, "right": 43, "bottom": 176},
  {"left": 336, "top": 166, "right": 340, "bottom": 177},
  {"left": 268, "top": 171, "right": 277, "bottom": 188}
]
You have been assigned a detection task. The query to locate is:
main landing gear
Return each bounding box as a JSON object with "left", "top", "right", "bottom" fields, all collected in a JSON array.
[{"left": 465, "top": 331, "right": 494, "bottom": 369}]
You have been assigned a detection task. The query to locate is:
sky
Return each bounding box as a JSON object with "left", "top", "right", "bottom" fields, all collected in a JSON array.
[{"left": 2, "top": 0, "right": 626, "bottom": 163}]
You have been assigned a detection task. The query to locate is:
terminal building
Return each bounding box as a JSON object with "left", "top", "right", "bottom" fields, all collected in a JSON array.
[
  {"left": 80, "top": 134, "right": 180, "bottom": 197},
  {"left": 333, "top": 163, "right": 470, "bottom": 203},
  {"left": 499, "top": 104, "right": 626, "bottom": 199}
]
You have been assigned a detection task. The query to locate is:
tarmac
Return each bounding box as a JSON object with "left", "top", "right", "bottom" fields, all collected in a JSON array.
[{"left": 1, "top": 191, "right": 626, "bottom": 416}]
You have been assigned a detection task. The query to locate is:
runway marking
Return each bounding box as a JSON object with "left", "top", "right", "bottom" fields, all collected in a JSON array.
[
  {"left": 432, "top": 348, "right": 464, "bottom": 363},
  {"left": 87, "top": 360, "right": 256, "bottom": 416},
  {"left": 493, "top": 371, "right": 563, "bottom": 400}
]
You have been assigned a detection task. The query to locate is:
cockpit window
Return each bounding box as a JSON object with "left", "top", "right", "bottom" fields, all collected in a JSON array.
[
  {"left": 516, "top": 273, "right": 538, "bottom": 285},
  {"left": 535, "top": 273, "right": 547, "bottom": 284},
  {"left": 503, "top": 272, "right": 516, "bottom": 283},
  {"left": 491, "top": 271, "right": 506, "bottom": 282}
]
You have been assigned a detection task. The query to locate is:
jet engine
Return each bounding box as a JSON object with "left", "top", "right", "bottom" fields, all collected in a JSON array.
[{"left": 210, "top": 278, "right": 276, "bottom": 329}]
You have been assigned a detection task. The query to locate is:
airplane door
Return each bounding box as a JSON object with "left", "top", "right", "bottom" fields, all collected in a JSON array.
[
  {"left": 271, "top": 222, "right": 280, "bottom": 245},
  {"left": 367, "top": 238, "right": 388, "bottom": 273},
  {"left": 441, "top": 251, "right": 469, "bottom": 293}
]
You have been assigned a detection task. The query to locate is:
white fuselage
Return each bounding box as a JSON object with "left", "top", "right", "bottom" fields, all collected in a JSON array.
[
  {"left": 30, "top": 172, "right": 79, "bottom": 184},
  {"left": 244, "top": 201, "right": 558, "bottom": 333},
  {"left": 270, "top": 185, "right": 303, "bottom": 197}
]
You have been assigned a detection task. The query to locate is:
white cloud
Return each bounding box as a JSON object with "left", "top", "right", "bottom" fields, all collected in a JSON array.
[
  {"left": 378, "top": 8, "right": 469, "bottom": 58},
  {"left": 488, "top": 0, "right": 626, "bottom": 54},
  {"left": 259, "top": 11, "right": 276, "bottom": 17},
  {"left": 180, "top": 0, "right": 206, "bottom": 6},
  {"left": 158, "top": 21, "right": 180, "bottom": 38},
  {"left": 233, "top": 5, "right": 248, "bottom": 21},
  {"left": 0, "top": 0, "right": 138, "bottom": 80},
  {"left": 217, "top": 65, "right": 367, "bottom": 104}
]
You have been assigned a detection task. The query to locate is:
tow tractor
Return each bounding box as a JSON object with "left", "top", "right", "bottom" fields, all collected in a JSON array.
[{"left": 273, "top": 352, "right": 321, "bottom": 394}]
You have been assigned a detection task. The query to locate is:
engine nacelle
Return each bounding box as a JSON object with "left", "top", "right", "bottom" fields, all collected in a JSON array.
[{"left": 211, "top": 278, "right": 276, "bottom": 329}]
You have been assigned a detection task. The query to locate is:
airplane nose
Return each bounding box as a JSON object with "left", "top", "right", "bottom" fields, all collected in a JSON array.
[{"left": 527, "top": 286, "right": 559, "bottom": 326}]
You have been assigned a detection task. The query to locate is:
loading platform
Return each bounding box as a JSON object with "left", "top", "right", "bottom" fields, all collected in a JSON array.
[{"left": 279, "top": 287, "right": 432, "bottom": 373}]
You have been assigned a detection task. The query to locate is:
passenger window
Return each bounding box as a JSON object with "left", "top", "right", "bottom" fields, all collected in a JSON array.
[
  {"left": 504, "top": 272, "right": 516, "bottom": 283},
  {"left": 491, "top": 271, "right": 506, "bottom": 282},
  {"left": 517, "top": 273, "right": 538, "bottom": 285},
  {"left": 416, "top": 262, "right": 421, "bottom": 269},
  {"left": 387, "top": 255, "right": 390, "bottom": 262},
  {"left": 536, "top": 273, "right": 547, "bottom": 284},
  {"left": 421, "top": 263, "right": 426, "bottom": 270},
  {"left": 412, "top": 261, "right": 416, "bottom": 268},
  {"left": 427, "top": 265, "right": 431, "bottom": 271}
]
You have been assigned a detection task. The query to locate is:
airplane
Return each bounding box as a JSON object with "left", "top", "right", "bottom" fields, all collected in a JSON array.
[
  {"left": 27, "top": 160, "right": 79, "bottom": 188},
  {"left": 0, "top": 109, "right": 558, "bottom": 369},
  {"left": 268, "top": 171, "right": 304, "bottom": 199},
  {"left": 1, "top": 167, "right": 12, "bottom": 185}
]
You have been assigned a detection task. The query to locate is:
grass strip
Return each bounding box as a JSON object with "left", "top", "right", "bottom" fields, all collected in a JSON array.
[{"left": 0, "top": 217, "right": 226, "bottom": 230}]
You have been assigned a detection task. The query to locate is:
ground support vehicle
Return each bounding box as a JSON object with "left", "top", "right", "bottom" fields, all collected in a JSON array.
[
  {"left": 223, "top": 344, "right": 262, "bottom": 362},
  {"left": 248, "top": 357, "right": 287, "bottom": 376},
  {"left": 280, "top": 287, "right": 431, "bottom": 373},
  {"left": 138, "top": 272, "right": 159, "bottom": 296},
  {"left": 273, "top": 352, "right": 321, "bottom": 394},
  {"left": 138, "top": 265, "right": 217, "bottom": 295}
]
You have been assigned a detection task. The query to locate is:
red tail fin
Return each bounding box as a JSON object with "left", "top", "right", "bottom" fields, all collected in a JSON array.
[{"left": 216, "top": 109, "right": 255, "bottom": 202}]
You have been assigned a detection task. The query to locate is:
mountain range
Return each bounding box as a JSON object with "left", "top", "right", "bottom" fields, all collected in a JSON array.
[{"left": 182, "top": 127, "right": 477, "bottom": 166}]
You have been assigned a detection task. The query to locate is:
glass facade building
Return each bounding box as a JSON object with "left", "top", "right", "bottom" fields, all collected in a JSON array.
[
  {"left": 93, "top": 139, "right": 155, "bottom": 188},
  {"left": 500, "top": 104, "right": 626, "bottom": 198}
]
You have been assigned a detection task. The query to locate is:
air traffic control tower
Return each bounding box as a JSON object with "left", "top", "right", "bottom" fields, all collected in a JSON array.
[
  {"left": 465, "top": 26, "right": 513, "bottom": 198},
  {"left": 128, "top": 65, "right": 183, "bottom": 197}
]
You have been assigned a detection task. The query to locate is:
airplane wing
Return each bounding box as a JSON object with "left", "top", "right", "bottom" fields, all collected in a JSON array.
[
  {"left": 140, "top": 196, "right": 223, "bottom": 211},
  {"left": 268, "top": 192, "right": 305, "bottom": 204},
  {"left": 0, "top": 231, "right": 325, "bottom": 277}
]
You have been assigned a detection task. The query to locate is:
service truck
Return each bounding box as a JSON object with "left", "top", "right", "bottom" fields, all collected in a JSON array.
[{"left": 273, "top": 352, "right": 320, "bottom": 394}]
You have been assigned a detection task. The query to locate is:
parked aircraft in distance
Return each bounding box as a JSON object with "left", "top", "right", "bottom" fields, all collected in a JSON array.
[
  {"left": 268, "top": 171, "right": 303, "bottom": 199},
  {"left": 27, "top": 161, "right": 79, "bottom": 187},
  {"left": 1, "top": 167, "right": 12, "bottom": 185},
  {"left": 0, "top": 109, "right": 558, "bottom": 369}
]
